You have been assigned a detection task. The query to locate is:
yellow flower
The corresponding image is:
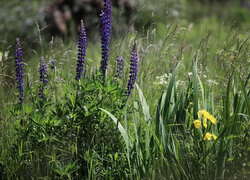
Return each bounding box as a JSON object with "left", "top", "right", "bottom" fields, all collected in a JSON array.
[
  {"left": 201, "top": 109, "right": 209, "bottom": 116},
  {"left": 193, "top": 120, "right": 201, "bottom": 128},
  {"left": 207, "top": 114, "right": 216, "bottom": 124},
  {"left": 203, "top": 117, "right": 207, "bottom": 129},
  {"left": 203, "top": 132, "right": 217, "bottom": 140},
  {"left": 198, "top": 110, "right": 217, "bottom": 127}
]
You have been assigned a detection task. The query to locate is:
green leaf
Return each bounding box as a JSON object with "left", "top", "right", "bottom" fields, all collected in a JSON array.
[
  {"left": 136, "top": 83, "right": 150, "bottom": 122},
  {"left": 236, "top": 71, "right": 249, "bottom": 115},
  {"left": 99, "top": 108, "right": 130, "bottom": 149},
  {"left": 114, "top": 152, "right": 118, "bottom": 161},
  {"left": 193, "top": 57, "right": 199, "bottom": 119}
]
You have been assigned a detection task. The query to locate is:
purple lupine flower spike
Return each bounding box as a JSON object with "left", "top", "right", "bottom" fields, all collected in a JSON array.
[
  {"left": 100, "top": 0, "right": 112, "bottom": 81},
  {"left": 15, "top": 38, "right": 24, "bottom": 104},
  {"left": 75, "top": 20, "right": 87, "bottom": 80},
  {"left": 39, "top": 57, "right": 47, "bottom": 98},
  {"left": 50, "top": 60, "right": 55, "bottom": 70},
  {"left": 115, "top": 56, "right": 124, "bottom": 79},
  {"left": 126, "top": 44, "right": 138, "bottom": 95},
  {"left": 40, "top": 57, "right": 47, "bottom": 84}
]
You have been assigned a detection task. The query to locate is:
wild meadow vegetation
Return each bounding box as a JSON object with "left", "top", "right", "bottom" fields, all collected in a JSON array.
[{"left": 0, "top": 0, "right": 249, "bottom": 179}]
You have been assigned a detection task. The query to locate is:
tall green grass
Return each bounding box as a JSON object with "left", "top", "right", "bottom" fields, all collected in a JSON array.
[{"left": 0, "top": 1, "right": 249, "bottom": 179}]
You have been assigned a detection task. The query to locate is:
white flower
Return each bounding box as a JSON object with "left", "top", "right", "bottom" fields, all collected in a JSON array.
[
  {"left": 188, "top": 72, "right": 193, "bottom": 76},
  {"left": 154, "top": 73, "right": 171, "bottom": 85},
  {"left": 207, "top": 79, "right": 218, "bottom": 85}
]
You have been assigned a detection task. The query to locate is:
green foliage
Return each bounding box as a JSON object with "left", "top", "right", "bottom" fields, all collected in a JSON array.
[
  {"left": 0, "top": 69, "right": 131, "bottom": 179},
  {"left": 0, "top": 39, "right": 249, "bottom": 179},
  {"left": 0, "top": 0, "right": 249, "bottom": 179}
]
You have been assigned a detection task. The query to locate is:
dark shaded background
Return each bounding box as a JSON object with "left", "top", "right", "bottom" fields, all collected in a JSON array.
[{"left": 0, "top": 0, "right": 249, "bottom": 46}]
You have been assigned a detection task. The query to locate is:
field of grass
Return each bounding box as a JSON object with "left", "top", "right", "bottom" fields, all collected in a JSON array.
[{"left": 0, "top": 0, "right": 249, "bottom": 179}]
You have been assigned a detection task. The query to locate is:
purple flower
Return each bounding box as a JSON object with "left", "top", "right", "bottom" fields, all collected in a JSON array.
[
  {"left": 50, "top": 60, "right": 55, "bottom": 70},
  {"left": 126, "top": 44, "right": 138, "bottom": 95},
  {"left": 75, "top": 20, "right": 87, "bottom": 80},
  {"left": 100, "top": 0, "right": 112, "bottom": 81},
  {"left": 40, "top": 57, "right": 48, "bottom": 85},
  {"left": 15, "top": 38, "right": 24, "bottom": 104},
  {"left": 115, "top": 56, "right": 124, "bottom": 79},
  {"left": 39, "top": 57, "right": 47, "bottom": 98}
]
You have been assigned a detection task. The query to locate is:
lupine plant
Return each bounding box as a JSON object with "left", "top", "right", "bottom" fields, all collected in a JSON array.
[
  {"left": 39, "top": 57, "right": 47, "bottom": 98},
  {"left": 14, "top": 38, "right": 24, "bottom": 104},
  {"left": 126, "top": 44, "right": 138, "bottom": 94},
  {"left": 100, "top": 0, "right": 112, "bottom": 81},
  {"left": 75, "top": 20, "right": 87, "bottom": 80},
  {"left": 115, "top": 56, "right": 124, "bottom": 79},
  {"left": 50, "top": 60, "right": 55, "bottom": 70}
]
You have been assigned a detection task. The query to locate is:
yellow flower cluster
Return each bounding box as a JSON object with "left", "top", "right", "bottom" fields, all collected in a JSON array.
[
  {"left": 193, "top": 110, "right": 217, "bottom": 141},
  {"left": 197, "top": 109, "right": 217, "bottom": 128},
  {"left": 203, "top": 132, "right": 217, "bottom": 140}
]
